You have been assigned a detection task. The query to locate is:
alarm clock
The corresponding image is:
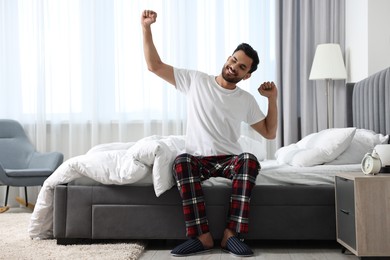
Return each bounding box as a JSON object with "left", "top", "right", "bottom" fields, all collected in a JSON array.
[{"left": 361, "top": 151, "right": 382, "bottom": 175}]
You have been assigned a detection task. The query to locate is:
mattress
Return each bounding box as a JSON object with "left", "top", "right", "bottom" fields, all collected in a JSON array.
[
  {"left": 69, "top": 160, "right": 362, "bottom": 188},
  {"left": 257, "top": 160, "right": 361, "bottom": 185}
]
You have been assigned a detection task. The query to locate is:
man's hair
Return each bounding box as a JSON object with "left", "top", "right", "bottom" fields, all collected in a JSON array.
[{"left": 233, "top": 43, "right": 260, "bottom": 73}]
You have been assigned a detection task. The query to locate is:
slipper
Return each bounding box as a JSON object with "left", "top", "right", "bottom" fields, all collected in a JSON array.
[
  {"left": 222, "top": 236, "right": 254, "bottom": 257},
  {"left": 171, "top": 238, "right": 212, "bottom": 257}
]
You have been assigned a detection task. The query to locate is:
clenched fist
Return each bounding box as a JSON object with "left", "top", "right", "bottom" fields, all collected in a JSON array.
[
  {"left": 141, "top": 10, "right": 157, "bottom": 27},
  {"left": 258, "top": 81, "right": 277, "bottom": 100}
]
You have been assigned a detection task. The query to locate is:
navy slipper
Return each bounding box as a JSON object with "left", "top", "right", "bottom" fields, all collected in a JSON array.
[
  {"left": 171, "top": 238, "right": 212, "bottom": 257},
  {"left": 222, "top": 236, "right": 254, "bottom": 257}
]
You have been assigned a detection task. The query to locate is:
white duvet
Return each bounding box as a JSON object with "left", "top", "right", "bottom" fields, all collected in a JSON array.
[
  {"left": 28, "top": 135, "right": 186, "bottom": 239},
  {"left": 28, "top": 134, "right": 267, "bottom": 239},
  {"left": 28, "top": 130, "right": 369, "bottom": 239}
]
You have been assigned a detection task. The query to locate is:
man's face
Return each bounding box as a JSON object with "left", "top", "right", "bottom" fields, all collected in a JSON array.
[{"left": 221, "top": 50, "right": 253, "bottom": 84}]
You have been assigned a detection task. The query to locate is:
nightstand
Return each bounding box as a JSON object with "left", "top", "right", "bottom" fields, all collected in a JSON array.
[{"left": 335, "top": 172, "right": 390, "bottom": 258}]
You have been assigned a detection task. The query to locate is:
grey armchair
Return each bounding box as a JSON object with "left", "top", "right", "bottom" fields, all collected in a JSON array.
[{"left": 0, "top": 119, "right": 63, "bottom": 212}]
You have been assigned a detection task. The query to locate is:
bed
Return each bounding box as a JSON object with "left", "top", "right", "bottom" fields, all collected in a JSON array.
[{"left": 28, "top": 67, "right": 390, "bottom": 244}]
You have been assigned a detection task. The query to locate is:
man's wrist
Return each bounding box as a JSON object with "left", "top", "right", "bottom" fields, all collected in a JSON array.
[
  {"left": 142, "top": 25, "right": 152, "bottom": 32},
  {"left": 268, "top": 96, "right": 277, "bottom": 104}
]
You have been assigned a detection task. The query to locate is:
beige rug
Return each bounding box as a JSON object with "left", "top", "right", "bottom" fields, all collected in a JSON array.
[{"left": 0, "top": 210, "right": 145, "bottom": 260}]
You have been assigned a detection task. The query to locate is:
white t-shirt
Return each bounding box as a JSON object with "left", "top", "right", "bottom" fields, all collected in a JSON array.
[{"left": 174, "top": 68, "right": 265, "bottom": 156}]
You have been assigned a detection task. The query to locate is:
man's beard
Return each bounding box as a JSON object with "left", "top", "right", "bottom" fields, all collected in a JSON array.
[{"left": 221, "top": 66, "right": 243, "bottom": 84}]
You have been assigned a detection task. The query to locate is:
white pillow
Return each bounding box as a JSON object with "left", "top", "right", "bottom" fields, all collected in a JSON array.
[
  {"left": 274, "top": 133, "right": 316, "bottom": 163},
  {"left": 238, "top": 135, "right": 266, "bottom": 161},
  {"left": 276, "top": 128, "right": 356, "bottom": 167},
  {"left": 326, "top": 129, "right": 389, "bottom": 165}
]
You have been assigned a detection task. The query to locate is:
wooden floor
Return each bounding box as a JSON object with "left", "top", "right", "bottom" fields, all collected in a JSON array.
[{"left": 139, "top": 240, "right": 359, "bottom": 259}]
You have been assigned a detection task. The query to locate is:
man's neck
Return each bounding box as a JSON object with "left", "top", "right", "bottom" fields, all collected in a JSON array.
[{"left": 215, "top": 75, "right": 237, "bottom": 90}]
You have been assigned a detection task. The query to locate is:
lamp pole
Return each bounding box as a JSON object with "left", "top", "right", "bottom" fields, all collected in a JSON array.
[{"left": 326, "top": 78, "right": 333, "bottom": 129}]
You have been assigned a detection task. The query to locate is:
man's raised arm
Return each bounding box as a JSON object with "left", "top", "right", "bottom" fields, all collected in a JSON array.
[
  {"left": 251, "top": 81, "right": 278, "bottom": 140},
  {"left": 141, "top": 10, "right": 175, "bottom": 86}
]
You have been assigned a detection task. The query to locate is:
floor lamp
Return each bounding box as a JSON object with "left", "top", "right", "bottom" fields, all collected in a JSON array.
[{"left": 309, "top": 43, "right": 347, "bottom": 129}]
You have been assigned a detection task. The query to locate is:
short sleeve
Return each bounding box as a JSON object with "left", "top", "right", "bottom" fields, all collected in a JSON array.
[
  {"left": 173, "top": 68, "right": 192, "bottom": 94},
  {"left": 246, "top": 95, "right": 265, "bottom": 125}
]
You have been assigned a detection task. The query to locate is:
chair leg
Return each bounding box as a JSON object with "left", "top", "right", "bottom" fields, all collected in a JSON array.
[
  {"left": 24, "top": 187, "right": 28, "bottom": 207},
  {"left": 15, "top": 187, "right": 35, "bottom": 210},
  {"left": 5, "top": 186, "right": 9, "bottom": 206}
]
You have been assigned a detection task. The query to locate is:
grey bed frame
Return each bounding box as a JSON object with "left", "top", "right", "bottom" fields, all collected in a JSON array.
[{"left": 53, "top": 67, "right": 390, "bottom": 245}]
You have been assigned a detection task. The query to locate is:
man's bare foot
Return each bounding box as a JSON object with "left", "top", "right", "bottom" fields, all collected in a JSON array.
[
  {"left": 221, "top": 228, "right": 235, "bottom": 248},
  {"left": 198, "top": 232, "right": 214, "bottom": 249}
]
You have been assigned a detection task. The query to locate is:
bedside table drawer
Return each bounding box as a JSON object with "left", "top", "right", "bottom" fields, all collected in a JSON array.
[
  {"left": 337, "top": 204, "right": 356, "bottom": 250},
  {"left": 335, "top": 177, "right": 354, "bottom": 210},
  {"left": 335, "top": 176, "right": 356, "bottom": 250}
]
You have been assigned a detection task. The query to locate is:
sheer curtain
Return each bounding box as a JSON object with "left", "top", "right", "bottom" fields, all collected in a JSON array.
[{"left": 0, "top": 0, "right": 276, "bottom": 205}]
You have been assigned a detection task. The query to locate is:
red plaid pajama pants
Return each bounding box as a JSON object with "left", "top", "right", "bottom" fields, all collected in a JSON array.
[{"left": 172, "top": 152, "right": 260, "bottom": 237}]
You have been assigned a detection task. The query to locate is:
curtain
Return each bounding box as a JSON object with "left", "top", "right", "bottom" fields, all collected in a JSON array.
[
  {"left": 0, "top": 0, "right": 276, "bottom": 206},
  {"left": 275, "top": 0, "right": 346, "bottom": 146}
]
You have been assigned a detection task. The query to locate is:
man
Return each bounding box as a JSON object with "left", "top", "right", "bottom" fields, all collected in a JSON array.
[{"left": 141, "top": 10, "right": 277, "bottom": 257}]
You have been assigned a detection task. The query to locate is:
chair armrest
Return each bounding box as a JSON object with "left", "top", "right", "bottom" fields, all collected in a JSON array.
[{"left": 28, "top": 152, "right": 64, "bottom": 171}]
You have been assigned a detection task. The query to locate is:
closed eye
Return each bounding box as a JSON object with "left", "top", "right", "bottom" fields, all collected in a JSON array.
[{"left": 232, "top": 56, "right": 247, "bottom": 71}]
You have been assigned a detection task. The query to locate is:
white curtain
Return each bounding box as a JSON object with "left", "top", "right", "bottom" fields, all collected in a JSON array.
[{"left": 0, "top": 0, "right": 276, "bottom": 206}]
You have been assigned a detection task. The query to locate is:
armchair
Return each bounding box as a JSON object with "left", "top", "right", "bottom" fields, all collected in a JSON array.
[{"left": 0, "top": 119, "right": 63, "bottom": 213}]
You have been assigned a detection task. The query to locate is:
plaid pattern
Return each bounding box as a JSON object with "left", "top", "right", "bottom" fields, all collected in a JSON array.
[{"left": 173, "top": 153, "right": 260, "bottom": 237}]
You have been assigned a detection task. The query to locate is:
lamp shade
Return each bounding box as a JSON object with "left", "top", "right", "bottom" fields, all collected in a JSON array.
[{"left": 309, "top": 43, "right": 347, "bottom": 80}]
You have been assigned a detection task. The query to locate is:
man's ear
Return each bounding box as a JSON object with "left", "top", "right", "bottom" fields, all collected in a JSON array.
[{"left": 243, "top": 73, "right": 252, "bottom": 80}]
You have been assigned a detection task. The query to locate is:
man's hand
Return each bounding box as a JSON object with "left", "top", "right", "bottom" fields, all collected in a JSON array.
[
  {"left": 258, "top": 81, "right": 277, "bottom": 100},
  {"left": 141, "top": 10, "right": 157, "bottom": 28}
]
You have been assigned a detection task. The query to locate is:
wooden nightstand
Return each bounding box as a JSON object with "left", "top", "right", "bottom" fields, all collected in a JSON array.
[{"left": 335, "top": 172, "right": 390, "bottom": 258}]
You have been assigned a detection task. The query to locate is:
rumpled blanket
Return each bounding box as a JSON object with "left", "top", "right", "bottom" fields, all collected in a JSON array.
[{"left": 28, "top": 135, "right": 186, "bottom": 239}]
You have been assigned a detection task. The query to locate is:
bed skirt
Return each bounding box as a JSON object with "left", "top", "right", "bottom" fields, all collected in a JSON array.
[{"left": 53, "top": 183, "right": 336, "bottom": 244}]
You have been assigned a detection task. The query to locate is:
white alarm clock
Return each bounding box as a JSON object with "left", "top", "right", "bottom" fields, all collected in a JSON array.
[{"left": 361, "top": 151, "right": 382, "bottom": 175}]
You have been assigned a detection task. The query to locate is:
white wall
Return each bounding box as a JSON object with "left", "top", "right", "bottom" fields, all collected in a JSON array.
[
  {"left": 368, "top": 0, "right": 390, "bottom": 75},
  {"left": 346, "top": 0, "right": 390, "bottom": 82},
  {"left": 345, "top": 0, "right": 368, "bottom": 82}
]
